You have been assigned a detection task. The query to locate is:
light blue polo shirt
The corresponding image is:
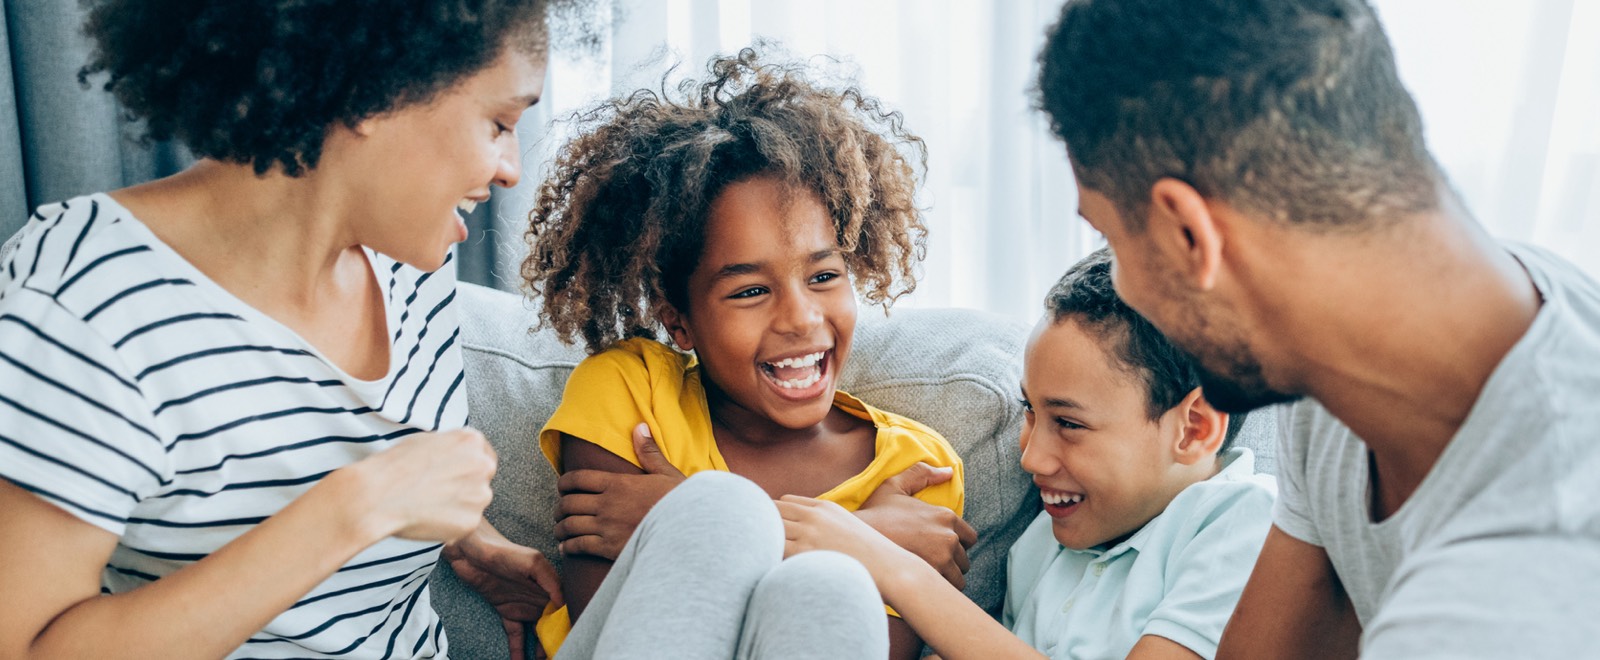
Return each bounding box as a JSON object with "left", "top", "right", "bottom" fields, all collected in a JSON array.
[{"left": 1003, "top": 448, "right": 1275, "bottom": 659}]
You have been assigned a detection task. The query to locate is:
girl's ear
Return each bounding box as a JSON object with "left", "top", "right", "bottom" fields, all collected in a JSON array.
[
  {"left": 1173, "top": 387, "right": 1226, "bottom": 464},
  {"left": 658, "top": 304, "right": 695, "bottom": 352}
]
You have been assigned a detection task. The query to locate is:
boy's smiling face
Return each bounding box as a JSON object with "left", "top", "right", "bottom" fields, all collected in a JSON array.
[
  {"left": 663, "top": 175, "right": 857, "bottom": 432},
  {"left": 1020, "top": 316, "right": 1200, "bottom": 550}
]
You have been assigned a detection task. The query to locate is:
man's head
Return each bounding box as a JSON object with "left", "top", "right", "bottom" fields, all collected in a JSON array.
[
  {"left": 1020, "top": 248, "right": 1247, "bottom": 549},
  {"left": 1037, "top": 0, "right": 1438, "bottom": 230},
  {"left": 1036, "top": 0, "right": 1440, "bottom": 412}
]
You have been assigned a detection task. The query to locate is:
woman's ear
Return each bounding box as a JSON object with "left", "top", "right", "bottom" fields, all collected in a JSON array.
[
  {"left": 658, "top": 304, "right": 695, "bottom": 352},
  {"left": 1149, "top": 178, "right": 1224, "bottom": 292},
  {"left": 1173, "top": 387, "right": 1226, "bottom": 464}
]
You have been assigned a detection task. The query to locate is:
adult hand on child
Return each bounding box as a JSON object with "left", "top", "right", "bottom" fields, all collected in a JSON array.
[
  {"left": 853, "top": 462, "right": 976, "bottom": 590},
  {"left": 442, "top": 519, "right": 563, "bottom": 660},
  {"left": 555, "top": 423, "right": 685, "bottom": 560}
]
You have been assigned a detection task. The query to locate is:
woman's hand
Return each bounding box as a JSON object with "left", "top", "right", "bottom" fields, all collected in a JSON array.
[
  {"left": 555, "top": 423, "right": 685, "bottom": 560},
  {"left": 443, "top": 519, "right": 563, "bottom": 660},
  {"left": 342, "top": 428, "right": 498, "bottom": 544}
]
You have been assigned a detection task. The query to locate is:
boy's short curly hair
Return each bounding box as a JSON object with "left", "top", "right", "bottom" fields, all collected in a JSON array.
[
  {"left": 78, "top": 0, "right": 558, "bottom": 176},
  {"left": 522, "top": 47, "right": 929, "bottom": 354},
  {"left": 1047, "top": 248, "right": 1249, "bottom": 452}
]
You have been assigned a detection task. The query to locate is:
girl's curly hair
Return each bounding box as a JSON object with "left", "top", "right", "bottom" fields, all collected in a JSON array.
[
  {"left": 77, "top": 0, "right": 557, "bottom": 176},
  {"left": 522, "top": 47, "right": 929, "bottom": 354}
]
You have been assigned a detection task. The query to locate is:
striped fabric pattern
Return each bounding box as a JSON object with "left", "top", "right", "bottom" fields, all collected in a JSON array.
[{"left": 0, "top": 194, "right": 467, "bottom": 658}]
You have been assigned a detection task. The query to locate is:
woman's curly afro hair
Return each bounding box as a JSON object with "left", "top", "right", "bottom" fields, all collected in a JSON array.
[
  {"left": 78, "top": 0, "right": 555, "bottom": 176},
  {"left": 522, "top": 47, "right": 929, "bottom": 354}
]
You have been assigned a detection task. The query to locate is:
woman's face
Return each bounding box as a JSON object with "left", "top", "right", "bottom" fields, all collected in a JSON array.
[{"left": 337, "top": 46, "right": 548, "bottom": 271}]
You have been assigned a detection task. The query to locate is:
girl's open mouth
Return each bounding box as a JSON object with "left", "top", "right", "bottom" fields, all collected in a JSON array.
[{"left": 759, "top": 349, "right": 831, "bottom": 400}]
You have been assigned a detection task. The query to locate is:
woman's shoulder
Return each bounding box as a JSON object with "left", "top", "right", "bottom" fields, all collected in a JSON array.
[{"left": 4, "top": 194, "right": 139, "bottom": 295}]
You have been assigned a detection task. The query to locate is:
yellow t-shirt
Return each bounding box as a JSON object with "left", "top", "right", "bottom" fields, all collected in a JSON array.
[{"left": 534, "top": 337, "right": 964, "bottom": 657}]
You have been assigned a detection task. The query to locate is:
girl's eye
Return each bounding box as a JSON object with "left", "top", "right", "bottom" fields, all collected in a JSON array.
[
  {"left": 729, "top": 286, "right": 768, "bottom": 300},
  {"left": 811, "top": 271, "right": 841, "bottom": 284}
]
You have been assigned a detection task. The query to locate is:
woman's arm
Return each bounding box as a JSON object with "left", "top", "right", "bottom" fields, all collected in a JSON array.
[
  {"left": 779, "top": 496, "right": 1045, "bottom": 660},
  {"left": 0, "top": 429, "right": 496, "bottom": 660}
]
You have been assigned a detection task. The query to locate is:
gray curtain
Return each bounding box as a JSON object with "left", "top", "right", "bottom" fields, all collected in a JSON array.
[{"left": 1, "top": 0, "right": 520, "bottom": 290}]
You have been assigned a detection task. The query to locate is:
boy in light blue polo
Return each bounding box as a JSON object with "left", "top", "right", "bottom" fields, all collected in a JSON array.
[
  {"left": 1003, "top": 248, "right": 1275, "bottom": 659},
  {"left": 779, "top": 248, "right": 1274, "bottom": 659}
]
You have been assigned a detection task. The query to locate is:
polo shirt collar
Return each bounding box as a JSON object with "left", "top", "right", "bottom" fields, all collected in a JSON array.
[{"left": 1072, "top": 448, "right": 1258, "bottom": 560}]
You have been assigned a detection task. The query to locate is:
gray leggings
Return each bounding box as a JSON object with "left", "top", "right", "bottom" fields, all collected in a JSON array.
[{"left": 555, "top": 471, "right": 889, "bottom": 660}]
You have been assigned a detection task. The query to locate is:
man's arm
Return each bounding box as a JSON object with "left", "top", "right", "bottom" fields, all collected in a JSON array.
[
  {"left": 1216, "top": 526, "right": 1360, "bottom": 660},
  {"left": 0, "top": 429, "right": 497, "bottom": 659}
]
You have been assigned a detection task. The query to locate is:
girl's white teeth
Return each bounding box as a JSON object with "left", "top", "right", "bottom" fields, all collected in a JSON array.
[
  {"left": 456, "top": 199, "right": 478, "bottom": 214},
  {"left": 773, "top": 370, "right": 822, "bottom": 390},
  {"left": 1042, "top": 491, "right": 1084, "bottom": 506},
  {"left": 768, "top": 351, "right": 825, "bottom": 369}
]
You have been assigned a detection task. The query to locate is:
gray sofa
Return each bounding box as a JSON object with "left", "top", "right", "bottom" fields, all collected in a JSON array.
[{"left": 431, "top": 282, "right": 1278, "bottom": 658}]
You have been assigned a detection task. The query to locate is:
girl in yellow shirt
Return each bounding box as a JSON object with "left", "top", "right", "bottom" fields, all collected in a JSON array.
[{"left": 521, "top": 48, "right": 964, "bottom": 659}]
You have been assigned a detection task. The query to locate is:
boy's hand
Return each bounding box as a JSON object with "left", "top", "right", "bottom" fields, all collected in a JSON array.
[
  {"left": 555, "top": 424, "right": 685, "bottom": 559},
  {"left": 443, "top": 519, "right": 563, "bottom": 660},
  {"left": 853, "top": 463, "right": 976, "bottom": 590},
  {"left": 778, "top": 495, "right": 919, "bottom": 594}
]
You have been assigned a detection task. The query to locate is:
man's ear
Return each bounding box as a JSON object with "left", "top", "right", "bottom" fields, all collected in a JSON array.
[
  {"left": 1149, "top": 178, "right": 1224, "bottom": 291},
  {"left": 658, "top": 304, "right": 695, "bottom": 352},
  {"left": 1173, "top": 387, "right": 1225, "bottom": 464}
]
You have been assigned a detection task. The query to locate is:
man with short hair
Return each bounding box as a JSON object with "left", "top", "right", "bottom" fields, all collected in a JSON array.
[{"left": 1036, "top": 0, "right": 1600, "bottom": 657}]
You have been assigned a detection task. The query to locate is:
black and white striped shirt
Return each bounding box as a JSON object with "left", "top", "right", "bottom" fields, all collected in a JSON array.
[{"left": 0, "top": 194, "right": 468, "bottom": 658}]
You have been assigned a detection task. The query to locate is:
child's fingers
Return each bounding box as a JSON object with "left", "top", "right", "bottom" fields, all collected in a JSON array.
[
  {"left": 630, "top": 423, "right": 686, "bottom": 478},
  {"left": 876, "top": 462, "right": 954, "bottom": 499},
  {"left": 556, "top": 493, "right": 603, "bottom": 518},
  {"left": 955, "top": 516, "right": 978, "bottom": 549},
  {"left": 557, "top": 534, "right": 608, "bottom": 559},
  {"left": 556, "top": 469, "right": 612, "bottom": 495},
  {"left": 553, "top": 514, "right": 601, "bottom": 542},
  {"left": 777, "top": 493, "right": 822, "bottom": 506}
]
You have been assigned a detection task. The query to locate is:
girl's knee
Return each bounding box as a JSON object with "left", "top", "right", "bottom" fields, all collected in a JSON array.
[{"left": 758, "top": 550, "right": 881, "bottom": 609}]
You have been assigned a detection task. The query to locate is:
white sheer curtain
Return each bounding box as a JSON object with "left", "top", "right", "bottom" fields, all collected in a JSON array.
[{"left": 496, "top": 0, "right": 1599, "bottom": 323}]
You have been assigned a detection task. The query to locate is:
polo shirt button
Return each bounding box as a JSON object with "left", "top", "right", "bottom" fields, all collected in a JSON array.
[
  {"left": 1093, "top": 563, "right": 1106, "bottom": 576},
  {"left": 1060, "top": 598, "right": 1075, "bottom": 613}
]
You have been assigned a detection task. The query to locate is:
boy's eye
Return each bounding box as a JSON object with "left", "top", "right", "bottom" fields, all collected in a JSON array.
[
  {"left": 1017, "top": 398, "right": 1033, "bottom": 413},
  {"left": 729, "top": 286, "right": 768, "bottom": 300},
  {"left": 1054, "top": 417, "right": 1085, "bottom": 431}
]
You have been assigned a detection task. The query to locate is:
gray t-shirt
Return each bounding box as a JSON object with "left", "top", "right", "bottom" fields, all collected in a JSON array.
[{"left": 1273, "top": 243, "right": 1600, "bottom": 658}]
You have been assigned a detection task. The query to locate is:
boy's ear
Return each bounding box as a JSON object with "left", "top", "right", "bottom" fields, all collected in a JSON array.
[
  {"left": 1173, "top": 387, "right": 1226, "bottom": 464},
  {"left": 657, "top": 304, "right": 695, "bottom": 351},
  {"left": 1148, "top": 178, "right": 1224, "bottom": 292}
]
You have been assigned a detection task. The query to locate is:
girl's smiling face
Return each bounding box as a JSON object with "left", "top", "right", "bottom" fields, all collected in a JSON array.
[{"left": 662, "top": 175, "right": 857, "bottom": 433}]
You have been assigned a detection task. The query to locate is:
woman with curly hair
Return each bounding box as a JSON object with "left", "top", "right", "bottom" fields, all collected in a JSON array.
[
  {"left": 0, "top": 1, "right": 570, "bottom": 657},
  {"left": 522, "top": 48, "right": 965, "bottom": 659}
]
